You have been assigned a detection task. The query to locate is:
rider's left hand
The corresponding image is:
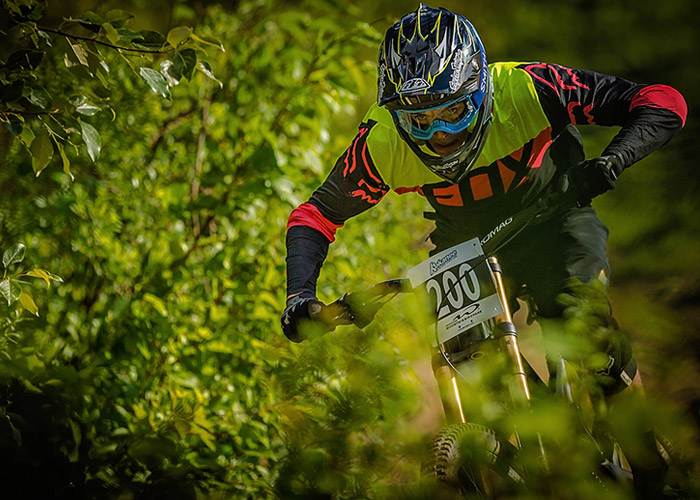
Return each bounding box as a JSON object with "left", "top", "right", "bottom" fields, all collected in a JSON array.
[{"left": 566, "top": 154, "right": 623, "bottom": 207}]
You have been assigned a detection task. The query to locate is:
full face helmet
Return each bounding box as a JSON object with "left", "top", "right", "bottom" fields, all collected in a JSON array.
[{"left": 378, "top": 3, "right": 493, "bottom": 183}]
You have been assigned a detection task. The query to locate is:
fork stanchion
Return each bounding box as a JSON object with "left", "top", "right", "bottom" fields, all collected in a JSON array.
[{"left": 488, "top": 257, "right": 531, "bottom": 404}]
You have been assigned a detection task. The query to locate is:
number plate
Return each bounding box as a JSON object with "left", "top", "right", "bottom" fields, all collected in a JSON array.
[{"left": 407, "top": 238, "right": 504, "bottom": 345}]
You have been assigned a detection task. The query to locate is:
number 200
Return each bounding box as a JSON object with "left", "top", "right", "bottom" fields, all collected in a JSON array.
[{"left": 426, "top": 263, "right": 481, "bottom": 319}]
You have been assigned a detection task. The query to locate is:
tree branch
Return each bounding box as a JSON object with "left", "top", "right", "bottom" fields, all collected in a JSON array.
[{"left": 38, "top": 26, "right": 170, "bottom": 54}]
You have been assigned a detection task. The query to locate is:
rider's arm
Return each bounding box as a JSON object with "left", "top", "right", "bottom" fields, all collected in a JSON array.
[
  {"left": 520, "top": 62, "right": 687, "bottom": 173},
  {"left": 284, "top": 122, "right": 390, "bottom": 334}
]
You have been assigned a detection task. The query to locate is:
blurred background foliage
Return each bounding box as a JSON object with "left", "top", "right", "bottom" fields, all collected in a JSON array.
[{"left": 0, "top": 0, "right": 698, "bottom": 498}]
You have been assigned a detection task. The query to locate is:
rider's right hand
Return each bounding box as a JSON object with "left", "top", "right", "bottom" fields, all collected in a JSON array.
[{"left": 281, "top": 295, "right": 328, "bottom": 342}]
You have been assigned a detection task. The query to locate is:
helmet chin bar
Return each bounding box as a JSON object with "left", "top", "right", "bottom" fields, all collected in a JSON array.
[{"left": 392, "top": 75, "right": 493, "bottom": 184}]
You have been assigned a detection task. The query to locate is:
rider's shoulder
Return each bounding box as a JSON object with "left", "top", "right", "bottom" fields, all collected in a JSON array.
[
  {"left": 489, "top": 61, "right": 544, "bottom": 94},
  {"left": 360, "top": 103, "right": 402, "bottom": 150}
]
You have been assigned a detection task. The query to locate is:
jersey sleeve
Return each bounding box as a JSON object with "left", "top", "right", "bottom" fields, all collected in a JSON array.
[
  {"left": 519, "top": 62, "right": 687, "bottom": 168},
  {"left": 285, "top": 120, "right": 389, "bottom": 299}
]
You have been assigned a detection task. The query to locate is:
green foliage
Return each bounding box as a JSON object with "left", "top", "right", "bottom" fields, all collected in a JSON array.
[
  {"left": 274, "top": 325, "right": 426, "bottom": 499},
  {"left": 0, "top": 0, "right": 395, "bottom": 497},
  {"left": 0, "top": 0, "right": 223, "bottom": 178}
]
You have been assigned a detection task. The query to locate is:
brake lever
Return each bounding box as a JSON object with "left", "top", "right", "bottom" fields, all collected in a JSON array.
[
  {"left": 310, "top": 296, "right": 355, "bottom": 328},
  {"left": 313, "top": 280, "right": 411, "bottom": 330},
  {"left": 343, "top": 293, "right": 381, "bottom": 329}
]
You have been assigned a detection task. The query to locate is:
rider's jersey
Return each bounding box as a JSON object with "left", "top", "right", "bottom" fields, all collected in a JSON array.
[{"left": 286, "top": 62, "right": 686, "bottom": 299}]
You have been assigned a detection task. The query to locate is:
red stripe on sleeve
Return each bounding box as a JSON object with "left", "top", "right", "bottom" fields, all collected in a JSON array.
[
  {"left": 287, "top": 203, "right": 343, "bottom": 242},
  {"left": 630, "top": 85, "right": 687, "bottom": 126},
  {"left": 528, "top": 128, "right": 553, "bottom": 168}
]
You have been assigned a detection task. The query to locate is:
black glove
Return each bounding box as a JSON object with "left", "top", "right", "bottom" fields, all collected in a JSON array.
[
  {"left": 281, "top": 295, "right": 326, "bottom": 342},
  {"left": 564, "top": 154, "right": 623, "bottom": 207}
]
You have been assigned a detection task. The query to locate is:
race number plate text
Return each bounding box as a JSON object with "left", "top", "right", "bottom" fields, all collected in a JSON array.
[{"left": 407, "top": 238, "right": 504, "bottom": 345}]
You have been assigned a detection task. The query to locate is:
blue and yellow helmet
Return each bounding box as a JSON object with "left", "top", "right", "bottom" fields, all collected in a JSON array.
[{"left": 378, "top": 4, "right": 493, "bottom": 183}]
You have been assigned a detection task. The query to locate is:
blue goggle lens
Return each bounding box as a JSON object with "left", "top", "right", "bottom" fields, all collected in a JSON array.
[{"left": 395, "top": 94, "right": 480, "bottom": 140}]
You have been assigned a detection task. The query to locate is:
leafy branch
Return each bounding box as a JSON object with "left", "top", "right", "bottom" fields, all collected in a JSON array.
[
  {"left": 0, "top": 0, "right": 224, "bottom": 179},
  {"left": 36, "top": 26, "right": 170, "bottom": 54},
  {"left": 1, "top": 243, "right": 62, "bottom": 317}
]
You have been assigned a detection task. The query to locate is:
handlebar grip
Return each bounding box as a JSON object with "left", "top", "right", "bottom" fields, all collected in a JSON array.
[{"left": 314, "top": 279, "right": 412, "bottom": 330}]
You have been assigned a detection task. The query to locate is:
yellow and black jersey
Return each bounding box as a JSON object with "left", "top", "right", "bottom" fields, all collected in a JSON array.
[{"left": 285, "top": 62, "right": 686, "bottom": 299}]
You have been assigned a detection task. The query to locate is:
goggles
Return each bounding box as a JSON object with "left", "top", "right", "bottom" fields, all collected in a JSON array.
[{"left": 394, "top": 93, "right": 480, "bottom": 141}]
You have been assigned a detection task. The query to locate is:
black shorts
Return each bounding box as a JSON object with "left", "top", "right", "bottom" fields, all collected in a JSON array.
[{"left": 495, "top": 205, "right": 611, "bottom": 318}]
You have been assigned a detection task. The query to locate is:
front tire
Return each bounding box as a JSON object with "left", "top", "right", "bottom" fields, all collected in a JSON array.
[{"left": 423, "top": 423, "right": 524, "bottom": 498}]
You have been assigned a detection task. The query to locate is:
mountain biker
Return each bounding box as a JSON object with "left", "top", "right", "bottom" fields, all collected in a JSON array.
[{"left": 281, "top": 3, "right": 686, "bottom": 496}]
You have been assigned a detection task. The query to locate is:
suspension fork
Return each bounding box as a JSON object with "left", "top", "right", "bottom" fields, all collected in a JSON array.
[
  {"left": 488, "top": 257, "right": 532, "bottom": 405},
  {"left": 431, "top": 257, "right": 534, "bottom": 424},
  {"left": 490, "top": 256, "right": 552, "bottom": 475}
]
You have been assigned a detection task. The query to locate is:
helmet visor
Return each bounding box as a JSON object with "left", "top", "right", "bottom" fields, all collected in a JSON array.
[{"left": 394, "top": 93, "right": 480, "bottom": 141}]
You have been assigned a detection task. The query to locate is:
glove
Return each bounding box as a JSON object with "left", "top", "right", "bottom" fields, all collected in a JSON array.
[
  {"left": 564, "top": 154, "right": 623, "bottom": 207},
  {"left": 281, "top": 295, "right": 326, "bottom": 342}
]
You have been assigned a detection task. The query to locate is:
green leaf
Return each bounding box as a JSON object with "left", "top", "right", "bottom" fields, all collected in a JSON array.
[
  {"left": 3, "top": 117, "right": 22, "bottom": 136},
  {"left": 77, "top": 11, "right": 104, "bottom": 33},
  {"left": 0, "top": 279, "right": 21, "bottom": 305},
  {"left": 196, "top": 60, "right": 223, "bottom": 88},
  {"left": 160, "top": 60, "right": 179, "bottom": 86},
  {"left": 57, "top": 142, "right": 73, "bottom": 181},
  {"left": 21, "top": 268, "right": 63, "bottom": 289},
  {"left": 80, "top": 121, "right": 101, "bottom": 162},
  {"left": 4, "top": 0, "right": 21, "bottom": 17},
  {"left": 75, "top": 102, "right": 100, "bottom": 116},
  {"left": 18, "top": 126, "right": 35, "bottom": 149},
  {"left": 5, "top": 49, "right": 44, "bottom": 71},
  {"left": 25, "top": 268, "right": 53, "bottom": 288},
  {"left": 167, "top": 26, "right": 192, "bottom": 48},
  {"left": 101, "top": 22, "right": 120, "bottom": 45},
  {"left": 139, "top": 67, "right": 170, "bottom": 98},
  {"left": 77, "top": 11, "right": 105, "bottom": 24},
  {"left": 143, "top": 293, "right": 168, "bottom": 317},
  {"left": 116, "top": 28, "right": 142, "bottom": 41},
  {"left": 68, "top": 39, "right": 90, "bottom": 68},
  {"left": 86, "top": 52, "right": 103, "bottom": 80},
  {"left": 0, "top": 81, "right": 24, "bottom": 103},
  {"left": 104, "top": 9, "right": 134, "bottom": 28},
  {"left": 190, "top": 33, "right": 225, "bottom": 52},
  {"left": 0, "top": 280, "right": 10, "bottom": 305},
  {"left": 22, "top": 84, "right": 52, "bottom": 110},
  {"left": 3, "top": 243, "right": 26, "bottom": 268},
  {"left": 170, "top": 49, "right": 197, "bottom": 81},
  {"left": 6, "top": 0, "right": 46, "bottom": 22},
  {"left": 19, "top": 291, "right": 39, "bottom": 316},
  {"left": 37, "top": 30, "right": 53, "bottom": 47},
  {"left": 249, "top": 143, "right": 278, "bottom": 172},
  {"left": 30, "top": 133, "right": 53, "bottom": 175},
  {"left": 133, "top": 30, "right": 166, "bottom": 49}
]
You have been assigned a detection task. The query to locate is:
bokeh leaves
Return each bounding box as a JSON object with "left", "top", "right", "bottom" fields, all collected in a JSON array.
[
  {"left": 0, "top": 0, "right": 389, "bottom": 497},
  {"left": 1, "top": 0, "right": 223, "bottom": 178}
]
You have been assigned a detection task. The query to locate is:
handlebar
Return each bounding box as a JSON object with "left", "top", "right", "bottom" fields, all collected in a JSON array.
[{"left": 311, "top": 279, "right": 412, "bottom": 329}]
